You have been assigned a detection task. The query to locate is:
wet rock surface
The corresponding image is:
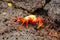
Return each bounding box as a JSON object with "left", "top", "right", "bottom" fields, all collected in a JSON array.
[{"left": 44, "top": 0, "right": 60, "bottom": 24}]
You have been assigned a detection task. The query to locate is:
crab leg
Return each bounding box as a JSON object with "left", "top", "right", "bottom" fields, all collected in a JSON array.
[
  {"left": 6, "top": 21, "right": 18, "bottom": 24},
  {"left": 8, "top": 17, "right": 21, "bottom": 24},
  {"left": 26, "top": 21, "right": 28, "bottom": 29},
  {"left": 18, "top": 18, "right": 26, "bottom": 29},
  {"left": 18, "top": 21, "right": 25, "bottom": 29}
]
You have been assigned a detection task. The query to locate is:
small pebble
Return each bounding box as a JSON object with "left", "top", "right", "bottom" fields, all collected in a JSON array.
[
  {"left": 2, "top": 12, "right": 7, "bottom": 15},
  {"left": 8, "top": 3, "right": 13, "bottom": 7}
]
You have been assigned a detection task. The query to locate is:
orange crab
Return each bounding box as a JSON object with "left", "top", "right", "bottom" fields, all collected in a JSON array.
[{"left": 9, "top": 15, "right": 44, "bottom": 30}]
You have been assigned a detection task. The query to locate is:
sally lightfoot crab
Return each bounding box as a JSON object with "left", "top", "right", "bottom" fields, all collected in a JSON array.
[{"left": 8, "top": 15, "right": 44, "bottom": 30}]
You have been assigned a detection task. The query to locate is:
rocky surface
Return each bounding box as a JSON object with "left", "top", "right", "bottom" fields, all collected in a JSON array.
[
  {"left": 0, "top": 0, "right": 60, "bottom": 40},
  {"left": 0, "top": 27, "right": 59, "bottom": 40},
  {"left": 44, "top": 0, "right": 60, "bottom": 24},
  {"left": 11, "top": 0, "right": 45, "bottom": 12}
]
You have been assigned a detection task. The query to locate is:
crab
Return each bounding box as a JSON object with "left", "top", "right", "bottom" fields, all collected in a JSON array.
[{"left": 8, "top": 15, "right": 44, "bottom": 30}]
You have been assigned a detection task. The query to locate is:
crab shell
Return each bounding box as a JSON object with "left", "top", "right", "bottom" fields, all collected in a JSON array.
[{"left": 24, "top": 15, "right": 37, "bottom": 24}]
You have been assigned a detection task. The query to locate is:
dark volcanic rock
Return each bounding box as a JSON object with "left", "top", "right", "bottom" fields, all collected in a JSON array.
[
  {"left": 11, "top": 0, "right": 45, "bottom": 12},
  {"left": 44, "top": 0, "right": 60, "bottom": 24}
]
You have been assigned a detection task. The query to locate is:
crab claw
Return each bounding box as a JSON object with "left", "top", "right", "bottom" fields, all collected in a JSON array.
[
  {"left": 37, "top": 17, "right": 43, "bottom": 29},
  {"left": 37, "top": 23, "right": 43, "bottom": 29}
]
